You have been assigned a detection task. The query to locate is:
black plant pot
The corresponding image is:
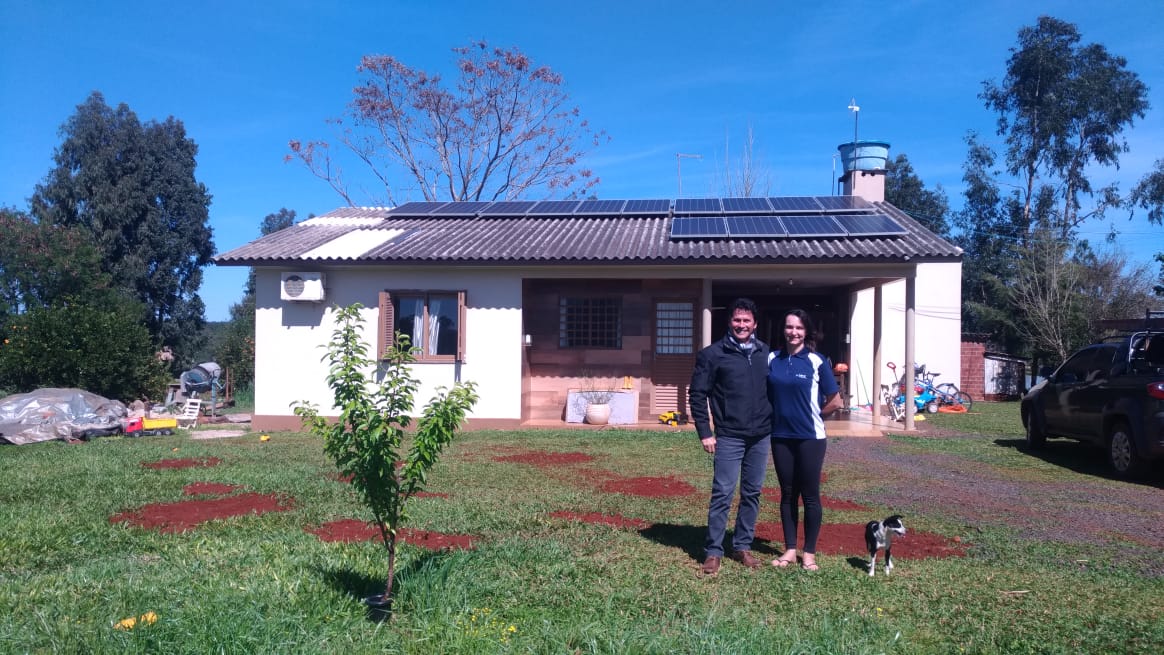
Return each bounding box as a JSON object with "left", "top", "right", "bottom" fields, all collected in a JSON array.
[{"left": 363, "top": 594, "right": 393, "bottom": 621}]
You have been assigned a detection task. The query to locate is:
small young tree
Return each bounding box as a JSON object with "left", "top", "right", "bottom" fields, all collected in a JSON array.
[{"left": 293, "top": 304, "right": 477, "bottom": 607}]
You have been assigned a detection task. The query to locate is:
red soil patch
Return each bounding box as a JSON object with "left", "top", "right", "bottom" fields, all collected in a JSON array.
[
  {"left": 183, "top": 482, "right": 243, "bottom": 496},
  {"left": 754, "top": 521, "right": 966, "bottom": 559},
  {"left": 305, "top": 519, "right": 475, "bottom": 550},
  {"left": 109, "top": 492, "right": 295, "bottom": 534},
  {"left": 492, "top": 451, "right": 596, "bottom": 467},
  {"left": 550, "top": 510, "right": 653, "bottom": 530},
  {"left": 141, "top": 457, "right": 222, "bottom": 470},
  {"left": 600, "top": 476, "right": 698, "bottom": 497},
  {"left": 761, "top": 487, "right": 871, "bottom": 512},
  {"left": 413, "top": 491, "right": 449, "bottom": 499}
]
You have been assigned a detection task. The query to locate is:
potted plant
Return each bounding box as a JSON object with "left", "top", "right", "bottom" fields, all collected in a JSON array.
[{"left": 581, "top": 375, "right": 615, "bottom": 425}]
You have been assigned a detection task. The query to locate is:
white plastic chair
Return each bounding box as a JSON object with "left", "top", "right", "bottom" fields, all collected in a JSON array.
[{"left": 176, "top": 398, "right": 202, "bottom": 429}]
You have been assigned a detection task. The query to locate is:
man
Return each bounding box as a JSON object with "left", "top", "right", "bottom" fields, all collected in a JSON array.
[{"left": 689, "top": 297, "right": 774, "bottom": 575}]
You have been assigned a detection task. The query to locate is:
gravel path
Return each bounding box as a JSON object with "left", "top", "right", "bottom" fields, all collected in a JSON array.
[{"left": 824, "top": 430, "right": 1164, "bottom": 576}]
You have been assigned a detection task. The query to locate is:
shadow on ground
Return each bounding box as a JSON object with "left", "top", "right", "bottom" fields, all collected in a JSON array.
[{"left": 994, "top": 438, "right": 1164, "bottom": 488}]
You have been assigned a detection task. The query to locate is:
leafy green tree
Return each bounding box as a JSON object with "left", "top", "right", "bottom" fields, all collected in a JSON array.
[
  {"left": 1129, "top": 159, "right": 1164, "bottom": 295},
  {"left": 981, "top": 16, "right": 1149, "bottom": 237},
  {"left": 0, "top": 296, "right": 170, "bottom": 400},
  {"left": 951, "top": 134, "right": 1028, "bottom": 351},
  {"left": 30, "top": 92, "right": 214, "bottom": 369},
  {"left": 294, "top": 304, "right": 478, "bottom": 608},
  {"left": 0, "top": 208, "right": 109, "bottom": 323},
  {"left": 884, "top": 153, "right": 951, "bottom": 237}
]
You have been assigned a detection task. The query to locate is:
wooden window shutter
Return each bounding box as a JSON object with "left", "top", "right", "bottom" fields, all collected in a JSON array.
[
  {"left": 456, "top": 290, "right": 467, "bottom": 362},
  {"left": 378, "top": 290, "right": 394, "bottom": 359}
]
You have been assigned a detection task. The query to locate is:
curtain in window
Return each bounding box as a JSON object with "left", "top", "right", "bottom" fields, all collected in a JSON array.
[
  {"left": 403, "top": 297, "right": 424, "bottom": 351},
  {"left": 427, "top": 296, "right": 443, "bottom": 355}
]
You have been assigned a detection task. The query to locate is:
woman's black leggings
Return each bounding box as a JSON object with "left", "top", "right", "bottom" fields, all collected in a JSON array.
[{"left": 770, "top": 437, "right": 828, "bottom": 553}]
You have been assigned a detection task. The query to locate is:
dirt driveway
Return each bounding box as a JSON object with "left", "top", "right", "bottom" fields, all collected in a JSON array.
[{"left": 824, "top": 427, "right": 1164, "bottom": 577}]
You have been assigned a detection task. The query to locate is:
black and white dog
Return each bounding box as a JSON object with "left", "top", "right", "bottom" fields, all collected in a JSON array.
[{"left": 864, "top": 515, "right": 906, "bottom": 576}]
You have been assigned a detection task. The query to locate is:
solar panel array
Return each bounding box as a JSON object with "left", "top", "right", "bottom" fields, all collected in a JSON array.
[
  {"left": 669, "top": 214, "right": 908, "bottom": 239},
  {"left": 384, "top": 196, "right": 907, "bottom": 239}
]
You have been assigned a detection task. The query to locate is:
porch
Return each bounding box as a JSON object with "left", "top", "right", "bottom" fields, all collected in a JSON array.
[{"left": 521, "top": 407, "right": 895, "bottom": 437}]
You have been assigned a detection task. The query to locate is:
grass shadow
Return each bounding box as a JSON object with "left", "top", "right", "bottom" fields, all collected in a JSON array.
[
  {"left": 638, "top": 522, "right": 704, "bottom": 562},
  {"left": 994, "top": 438, "right": 1164, "bottom": 488},
  {"left": 314, "top": 551, "right": 442, "bottom": 623}
]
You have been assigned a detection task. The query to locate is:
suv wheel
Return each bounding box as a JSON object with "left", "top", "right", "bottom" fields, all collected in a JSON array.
[
  {"left": 1107, "top": 422, "right": 1146, "bottom": 478},
  {"left": 1023, "top": 407, "right": 1046, "bottom": 450}
]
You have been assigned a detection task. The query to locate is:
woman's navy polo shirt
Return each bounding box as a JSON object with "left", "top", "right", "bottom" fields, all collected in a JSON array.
[{"left": 767, "top": 348, "right": 838, "bottom": 440}]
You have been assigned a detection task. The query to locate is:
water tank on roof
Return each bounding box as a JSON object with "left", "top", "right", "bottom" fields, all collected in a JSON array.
[{"left": 837, "top": 140, "right": 890, "bottom": 172}]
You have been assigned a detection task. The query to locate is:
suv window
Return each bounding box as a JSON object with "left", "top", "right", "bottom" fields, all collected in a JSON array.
[{"left": 1057, "top": 345, "right": 1117, "bottom": 383}]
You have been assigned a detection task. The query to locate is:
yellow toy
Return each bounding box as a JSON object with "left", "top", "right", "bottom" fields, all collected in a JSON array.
[{"left": 658, "top": 411, "right": 688, "bottom": 426}]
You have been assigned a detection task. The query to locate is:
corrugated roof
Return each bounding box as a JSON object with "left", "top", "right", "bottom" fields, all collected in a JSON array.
[{"left": 214, "top": 202, "right": 962, "bottom": 266}]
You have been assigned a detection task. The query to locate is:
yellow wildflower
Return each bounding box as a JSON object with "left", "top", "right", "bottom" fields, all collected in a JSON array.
[
  {"left": 114, "top": 617, "right": 136, "bottom": 630},
  {"left": 139, "top": 611, "right": 157, "bottom": 625}
]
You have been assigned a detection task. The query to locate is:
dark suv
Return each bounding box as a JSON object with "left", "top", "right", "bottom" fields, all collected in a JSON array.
[{"left": 1020, "top": 330, "right": 1164, "bottom": 477}]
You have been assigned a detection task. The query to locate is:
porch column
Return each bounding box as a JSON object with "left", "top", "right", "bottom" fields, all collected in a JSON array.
[
  {"left": 904, "top": 273, "right": 917, "bottom": 431},
  {"left": 872, "top": 284, "right": 882, "bottom": 424},
  {"left": 701, "top": 278, "right": 713, "bottom": 348}
]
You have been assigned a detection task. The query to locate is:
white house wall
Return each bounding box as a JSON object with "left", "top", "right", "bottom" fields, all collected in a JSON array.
[
  {"left": 848, "top": 262, "right": 963, "bottom": 406},
  {"left": 254, "top": 268, "right": 523, "bottom": 422}
]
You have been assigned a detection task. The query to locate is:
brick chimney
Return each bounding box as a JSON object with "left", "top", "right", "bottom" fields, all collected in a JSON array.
[{"left": 837, "top": 140, "right": 890, "bottom": 203}]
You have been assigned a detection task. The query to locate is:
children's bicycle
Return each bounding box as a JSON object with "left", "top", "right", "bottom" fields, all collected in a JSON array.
[{"left": 914, "top": 363, "right": 974, "bottom": 411}]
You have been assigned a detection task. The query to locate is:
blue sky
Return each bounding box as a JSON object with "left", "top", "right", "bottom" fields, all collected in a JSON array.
[{"left": 2, "top": 1, "right": 1162, "bottom": 322}]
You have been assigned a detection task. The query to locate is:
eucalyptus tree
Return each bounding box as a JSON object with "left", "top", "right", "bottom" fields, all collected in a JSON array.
[
  {"left": 30, "top": 92, "right": 214, "bottom": 368},
  {"left": 981, "top": 15, "right": 1149, "bottom": 238}
]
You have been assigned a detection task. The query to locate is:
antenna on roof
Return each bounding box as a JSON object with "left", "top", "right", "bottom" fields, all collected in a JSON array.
[
  {"left": 676, "top": 153, "right": 702, "bottom": 197},
  {"left": 847, "top": 98, "right": 860, "bottom": 145}
]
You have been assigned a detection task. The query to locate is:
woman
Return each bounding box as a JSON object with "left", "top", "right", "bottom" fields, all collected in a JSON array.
[{"left": 767, "top": 309, "right": 843, "bottom": 571}]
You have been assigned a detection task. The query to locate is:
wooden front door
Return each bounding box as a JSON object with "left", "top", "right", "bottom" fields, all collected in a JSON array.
[{"left": 651, "top": 300, "right": 697, "bottom": 415}]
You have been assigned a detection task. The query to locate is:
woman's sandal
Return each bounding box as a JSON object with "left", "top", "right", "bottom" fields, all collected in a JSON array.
[
  {"left": 801, "top": 556, "right": 820, "bottom": 571},
  {"left": 772, "top": 553, "right": 797, "bottom": 568}
]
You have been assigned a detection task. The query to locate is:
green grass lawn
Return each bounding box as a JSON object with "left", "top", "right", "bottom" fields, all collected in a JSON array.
[{"left": 1, "top": 414, "right": 1161, "bottom": 654}]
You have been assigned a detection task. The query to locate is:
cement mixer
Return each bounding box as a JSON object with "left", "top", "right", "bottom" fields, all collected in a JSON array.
[{"left": 175, "top": 362, "right": 226, "bottom": 414}]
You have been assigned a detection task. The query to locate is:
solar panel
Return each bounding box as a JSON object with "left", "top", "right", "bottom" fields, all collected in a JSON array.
[
  {"left": 390, "top": 201, "right": 446, "bottom": 216},
  {"left": 479, "top": 200, "right": 537, "bottom": 216},
  {"left": 767, "top": 196, "right": 823, "bottom": 213},
  {"left": 623, "top": 199, "right": 671, "bottom": 215},
  {"left": 670, "top": 216, "right": 728, "bottom": 238},
  {"left": 574, "top": 199, "right": 627, "bottom": 215},
  {"left": 780, "top": 214, "right": 846, "bottom": 237},
  {"left": 721, "top": 197, "right": 772, "bottom": 214},
  {"left": 430, "top": 201, "right": 491, "bottom": 216},
  {"left": 674, "top": 198, "right": 723, "bottom": 214},
  {"left": 725, "top": 215, "right": 786, "bottom": 237},
  {"left": 815, "top": 195, "right": 874, "bottom": 212},
  {"left": 834, "top": 213, "right": 909, "bottom": 236},
  {"left": 528, "top": 200, "right": 582, "bottom": 216}
]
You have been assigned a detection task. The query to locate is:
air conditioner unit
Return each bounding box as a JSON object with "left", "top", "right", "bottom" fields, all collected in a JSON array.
[{"left": 280, "top": 272, "right": 326, "bottom": 302}]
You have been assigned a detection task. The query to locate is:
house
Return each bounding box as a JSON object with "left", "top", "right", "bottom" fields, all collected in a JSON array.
[{"left": 214, "top": 142, "right": 963, "bottom": 431}]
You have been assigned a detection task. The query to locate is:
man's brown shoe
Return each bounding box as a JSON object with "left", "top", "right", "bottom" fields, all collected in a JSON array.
[
  {"left": 729, "top": 550, "right": 762, "bottom": 569},
  {"left": 701, "top": 556, "right": 722, "bottom": 575}
]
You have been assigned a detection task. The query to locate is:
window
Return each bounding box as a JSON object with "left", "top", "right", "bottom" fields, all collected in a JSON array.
[
  {"left": 378, "top": 290, "right": 466, "bottom": 362},
  {"left": 559, "top": 297, "right": 621, "bottom": 348},
  {"left": 655, "top": 301, "right": 694, "bottom": 354}
]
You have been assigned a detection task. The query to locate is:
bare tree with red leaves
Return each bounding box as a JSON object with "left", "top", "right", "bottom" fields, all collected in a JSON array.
[{"left": 289, "top": 41, "right": 606, "bottom": 205}]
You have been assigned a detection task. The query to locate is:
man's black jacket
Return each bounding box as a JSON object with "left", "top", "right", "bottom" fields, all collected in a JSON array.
[{"left": 688, "top": 334, "right": 774, "bottom": 439}]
